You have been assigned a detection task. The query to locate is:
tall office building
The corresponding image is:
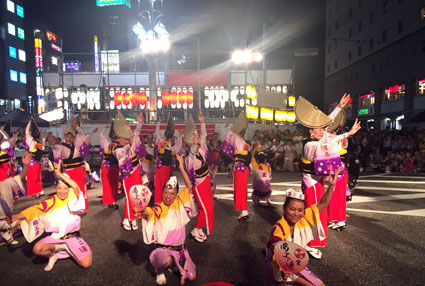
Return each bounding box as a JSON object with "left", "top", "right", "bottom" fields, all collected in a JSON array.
[
  {"left": 0, "top": 0, "right": 27, "bottom": 112},
  {"left": 325, "top": 0, "right": 425, "bottom": 129}
]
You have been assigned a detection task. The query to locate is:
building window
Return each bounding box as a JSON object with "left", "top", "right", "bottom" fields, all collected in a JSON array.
[
  {"left": 398, "top": 20, "right": 403, "bottom": 34},
  {"left": 370, "top": 38, "right": 374, "bottom": 49},
  {"left": 7, "top": 0, "right": 14, "bottom": 13},
  {"left": 19, "top": 72, "right": 27, "bottom": 84},
  {"left": 7, "top": 23, "right": 15, "bottom": 36},
  {"left": 384, "top": 84, "right": 405, "bottom": 102},
  {"left": 16, "top": 4, "right": 24, "bottom": 18},
  {"left": 328, "top": 45, "right": 331, "bottom": 54},
  {"left": 383, "top": 1, "right": 388, "bottom": 15},
  {"left": 349, "top": 7, "right": 353, "bottom": 18},
  {"left": 10, "top": 70, "right": 18, "bottom": 82},
  {"left": 9, "top": 46, "right": 17, "bottom": 58},
  {"left": 358, "top": 21, "right": 363, "bottom": 31},
  {"left": 382, "top": 30, "right": 387, "bottom": 42},
  {"left": 421, "top": 7, "right": 425, "bottom": 21},
  {"left": 359, "top": 92, "right": 375, "bottom": 106},
  {"left": 355, "top": 71, "right": 358, "bottom": 80},
  {"left": 348, "top": 51, "right": 352, "bottom": 62},
  {"left": 18, "top": 49, "right": 26, "bottom": 62},
  {"left": 328, "top": 9, "right": 332, "bottom": 18},
  {"left": 371, "top": 64, "right": 375, "bottom": 74},
  {"left": 334, "top": 60, "right": 338, "bottom": 69},
  {"left": 17, "top": 27, "right": 25, "bottom": 40},
  {"left": 358, "top": 45, "right": 362, "bottom": 56},
  {"left": 335, "top": 20, "right": 338, "bottom": 30},
  {"left": 327, "top": 65, "right": 330, "bottom": 73},
  {"left": 348, "top": 28, "right": 352, "bottom": 38},
  {"left": 370, "top": 11, "right": 374, "bottom": 23},
  {"left": 328, "top": 27, "right": 331, "bottom": 36}
]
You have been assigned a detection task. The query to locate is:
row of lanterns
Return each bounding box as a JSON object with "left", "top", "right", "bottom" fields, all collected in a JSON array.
[
  {"left": 161, "top": 90, "right": 194, "bottom": 106},
  {"left": 113, "top": 91, "right": 149, "bottom": 107},
  {"left": 246, "top": 105, "right": 296, "bottom": 123}
]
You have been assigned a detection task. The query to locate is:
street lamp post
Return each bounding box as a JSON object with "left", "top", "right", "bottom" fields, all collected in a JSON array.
[{"left": 133, "top": 0, "right": 170, "bottom": 122}]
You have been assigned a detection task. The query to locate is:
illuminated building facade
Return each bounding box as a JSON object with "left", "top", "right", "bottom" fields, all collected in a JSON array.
[
  {"left": 325, "top": 0, "right": 425, "bottom": 130},
  {"left": 0, "top": 0, "right": 28, "bottom": 112}
]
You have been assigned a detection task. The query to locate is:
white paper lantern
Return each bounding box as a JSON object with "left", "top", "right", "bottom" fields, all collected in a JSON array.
[
  {"left": 157, "top": 99, "right": 162, "bottom": 109},
  {"left": 71, "top": 92, "right": 78, "bottom": 104},
  {"left": 110, "top": 101, "right": 115, "bottom": 109},
  {"left": 204, "top": 99, "right": 209, "bottom": 109}
]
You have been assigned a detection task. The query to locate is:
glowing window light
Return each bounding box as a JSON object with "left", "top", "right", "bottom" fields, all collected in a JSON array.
[
  {"left": 17, "top": 27, "right": 25, "bottom": 40},
  {"left": 246, "top": 106, "right": 259, "bottom": 120},
  {"left": 7, "top": 0, "right": 14, "bottom": 13},
  {"left": 16, "top": 5, "right": 24, "bottom": 17},
  {"left": 260, "top": 108, "right": 273, "bottom": 121},
  {"left": 288, "top": 96, "right": 296, "bottom": 107},
  {"left": 8, "top": 23, "right": 15, "bottom": 36},
  {"left": 287, "top": 111, "right": 296, "bottom": 122},
  {"left": 275, "top": 110, "right": 287, "bottom": 122}
]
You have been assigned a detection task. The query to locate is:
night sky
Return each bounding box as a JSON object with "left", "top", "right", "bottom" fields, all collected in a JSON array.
[
  {"left": 24, "top": 0, "right": 325, "bottom": 106},
  {"left": 24, "top": 0, "right": 324, "bottom": 53}
]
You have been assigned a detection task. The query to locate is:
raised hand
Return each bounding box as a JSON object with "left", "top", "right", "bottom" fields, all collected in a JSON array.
[
  {"left": 329, "top": 166, "right": 344, "bottom": 186},
  {"left": 70, "top": 116, "right": 77, "bottom": 127},
  {"left": 53, "top": 160, "right": 62, "bottom": 174},
  {"left": 348, "top": 118, "right": 361, "bottom": 136},
  {"left": 92, "top": 128, "right": 99, "bottom": 134},
  {"left": 136, "top": 112, "right": 145, "bottom": 123},
  {"left": 176, "top": 153, "right": 184, "bottom": 169},
  {"left": 339, "top": 93, "right": 351, "bottom": 108},
  {"left": 198, "top": 110, "right": 204, "bottom": 123},
  {"left": 22, "top": 152, "right": 32, "bottom": 166}
]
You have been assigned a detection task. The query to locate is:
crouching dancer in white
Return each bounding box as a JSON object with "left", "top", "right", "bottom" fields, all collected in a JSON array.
[{"left": 11, "top": 160, "right": 92, "bottom": 271}]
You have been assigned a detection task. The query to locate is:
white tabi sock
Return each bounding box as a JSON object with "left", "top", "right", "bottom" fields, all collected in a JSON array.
[{"left": 44, "top": 254, "right": 58, "bottom": 272}]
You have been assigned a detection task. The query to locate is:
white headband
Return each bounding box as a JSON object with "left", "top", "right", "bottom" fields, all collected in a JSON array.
[
  {"left": 285, "top": 188, "right": 305, "bottom": 200},
  {"left": 165, "top": 176, "right": 178, "bottom": 189}
]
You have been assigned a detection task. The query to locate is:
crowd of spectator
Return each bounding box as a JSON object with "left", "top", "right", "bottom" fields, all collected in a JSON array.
[{"left": 208, "top": 127, "right": 425, "bottom": 174}]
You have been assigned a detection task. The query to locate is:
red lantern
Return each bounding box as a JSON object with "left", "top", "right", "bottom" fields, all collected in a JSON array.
[
  {"left": 162, "top": 91, "right": 169, "bottom": 105},
  {"left": 178, "top": 91, "right": 185, "bottom": 104},
  {"left": 114, "top": 92, "right": 122, "bottom": 106},
  {"left": 186, "top": 91, "right": 194, "bottom": 105},
  {"left": 182, "top": 92, "right": 188, "bottom": 104},
  {"left": 171, "top": 91, "right": 177, "bottom": 105},
  {"left": 137, "top": 92, "right": 143, "bottom": 104},
  {"left": 130, "top": 92, "right": 138, "bottom": 105},
  {"left": 122, "top": 92, "right": 131, "bottom": 106},
  {"left": 141, "top": 92, "right": 148, "bottom": 105}
]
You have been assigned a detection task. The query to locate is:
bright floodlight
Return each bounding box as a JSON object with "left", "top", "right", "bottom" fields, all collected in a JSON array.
[
  {"left": 232, "top": 49, "right": 262, "bottom": 64},
  {"left": 134, "top": 21, "right": 170, "bottom": 54},
  {"left": 232, "top": 50, "right": 244, "bottom": 64},
  {"left": 253, "top": 52, "right": 263, "bottom": 62},
  {"left": 242, "top": 50, "right": 252, "bottom": 64}
]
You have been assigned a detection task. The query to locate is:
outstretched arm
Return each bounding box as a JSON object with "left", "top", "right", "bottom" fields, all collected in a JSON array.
[
  {"left": 176, "top": 153, "right": 192, "bottom": 190},
  {"left": 317, "top": 166, "right": 343, "bottom": 212}
]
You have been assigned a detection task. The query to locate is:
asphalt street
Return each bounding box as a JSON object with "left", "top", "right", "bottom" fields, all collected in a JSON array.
[{"left": 1, "top": 171, "right": 425, "bottom": 286}]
